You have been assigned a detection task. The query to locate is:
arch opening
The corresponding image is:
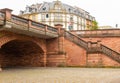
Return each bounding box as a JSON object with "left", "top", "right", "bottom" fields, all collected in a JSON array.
[{"left": 0, "top": 40, "right": 44, "bottom": 67}]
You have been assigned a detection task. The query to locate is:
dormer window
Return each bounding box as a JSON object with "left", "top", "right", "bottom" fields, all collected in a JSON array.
[
  {"left": 43, "top": 7, "right": 46, "bottom": 10},
  {"left": 68, "top": 8, "right": 71, "bottom": 12}
]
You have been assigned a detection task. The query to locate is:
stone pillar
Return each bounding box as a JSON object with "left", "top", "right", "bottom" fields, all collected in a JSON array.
[
  {"left": 97, "top": 40, "right": 101, "bottom": 47},
  {"left": 28, "top": 19, "right": 31, "bottom": 30},
  {"left": 54, "top": 24, "right": 65, "bottom": 53},
  {"left": 1, "top": 8, "right": 13, "bottom": 20},
  {"left": 88, "top": 41, "right": 92, "bottom": 48}
]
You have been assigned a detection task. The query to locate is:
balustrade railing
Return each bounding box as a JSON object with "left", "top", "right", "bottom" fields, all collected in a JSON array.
[
  {"left": 72, "top": 29, "right": 120, "bottom": 37},
  {"left": 101, "top": 44, "right": 120, "bottom": 62},
  {"left": 47, "top": 26, "right": 58, "bottom": 32},
  {"left": 0, "top": 10, "right": 58, "bottom": 38},
  {"left": 64, "top": 30, "right": 88, "bottom": 49},
  {"left": 31, "top": 21, "right": 45, "bottom": 29},
  {"left": 10, "top": 15, "right": 58, "bottom": 34},
  {"left": 11, "top": 15, "right": 28, "bottom": 24},
  {"left": 64, "top": 30, "right": 120, "bottom": 63},
  {"left": 0, "top": 12, "right": 5, "bottom": 18},
  {"left": 0, "top": 12, "right": 5, "bottom": 25}
]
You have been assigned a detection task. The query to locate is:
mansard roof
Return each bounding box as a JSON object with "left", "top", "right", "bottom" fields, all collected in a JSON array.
[{"left": 20, "top": 0, "right": 95, "bottom": 20}]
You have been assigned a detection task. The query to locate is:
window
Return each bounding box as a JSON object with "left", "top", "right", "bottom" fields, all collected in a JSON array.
[
  {"left": 70, "top": 17, "right": 73, "bottom": 21},
  {"left": 46, "top": 14, "right": 49, "bottom": 18},
  {"left": 68, "top": 25, "right": 73, "bottom": 30},
  {"left": 43, "top": 7, "right": 46, "bottom": 10},
  {"left": 68, "top": 8, "right": 71, "bottom": 12}
]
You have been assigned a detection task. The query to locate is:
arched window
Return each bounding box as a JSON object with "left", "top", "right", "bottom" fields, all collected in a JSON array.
[{"left": 46, "top": 14, "right": 49, "bottom": 18}]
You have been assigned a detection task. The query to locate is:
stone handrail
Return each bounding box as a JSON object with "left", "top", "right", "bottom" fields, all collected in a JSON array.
[
  {"left": 101, "top": 44, "right": 120, "bottom": 63},
  {"left": 0, "top": 10, "right": 58, "bottom": 34},
  {"left": 31, "top": 21, "right": 45, "bottom": 29},
  {"left": 0, "top": 12, "right": 5, "bottom": 18},
  {"left": 64, "top": 30, "right": 88, "bottom": 49},
  {"left": 47, "top": 25, "right": 58, "bottom": 32},
  {"left": 11, "top": 15, "right": 28, "bottom": 24},
  {"left": 64, "top": 30, "right": 120, "bottom": 63},
  {"left": 11, "top": 15, "right": 58, "bottom": 33},
  {"left": 0, "top": 12, "right": 5, "bottom": 25},
  {"left": 71, "top": 29, "right": 120, "bottom": 37}
]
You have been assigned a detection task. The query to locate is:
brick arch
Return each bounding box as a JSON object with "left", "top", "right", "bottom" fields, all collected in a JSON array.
[
  {"left": 0, "top": 32, "right": 46, "bottom": 53},
  {"left": 0, "top": 32, "right": 47, "bottom": 67}
]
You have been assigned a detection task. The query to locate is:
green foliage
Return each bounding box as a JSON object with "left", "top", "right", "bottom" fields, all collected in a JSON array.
[{"left": 90, "top": 21, "right": 98, "bottom": 30}]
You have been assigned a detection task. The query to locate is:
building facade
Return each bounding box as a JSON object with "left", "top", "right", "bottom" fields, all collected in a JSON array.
[{"left": 19, "top": 0, "right": 95, "bottom": 30}]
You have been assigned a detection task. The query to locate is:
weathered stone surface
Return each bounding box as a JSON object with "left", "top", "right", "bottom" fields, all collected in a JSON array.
[{"left": 0, "top": 30, "right": 120, "bottom": 67}]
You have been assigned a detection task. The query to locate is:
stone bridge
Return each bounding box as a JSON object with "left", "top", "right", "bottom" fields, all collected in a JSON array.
[{"left": 0, "top": 8, "right": 120, "bottom": 69}]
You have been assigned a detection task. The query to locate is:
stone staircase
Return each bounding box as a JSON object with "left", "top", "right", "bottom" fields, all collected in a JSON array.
[{"left": 64, "top": 30, "right": 120, "bottom": 63}]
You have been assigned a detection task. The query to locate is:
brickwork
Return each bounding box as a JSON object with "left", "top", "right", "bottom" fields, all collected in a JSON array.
[
  {"left": 82, "top": 37, "right": 120, "bottom": 53},
  {"left": 0, "top": 30, "right": 120, "bottom": 67},
  {"left": 46, "top": 38, "right": 66, "bottom": 67},
  {"left": 0, "top": 31, "right": 46, "bottom": 52},
  {"left": 0, "top": 27, "right": 120, "bottom": 67},
  {"left": 0, "top": 8, "right": 119, "bottom": 68},
  {"left": 64, "top": 39, "right": 87, "bottom": 66},
  {"left": 0, "top": 31, "right": 47, "bottom": 67},
  {"left": 47, "top": 54, "right": 66, "bottom": 67},
  {"left": 101, "top": 53, "right": 120, "bottom": 67},
  {"left": 87, "top": 53, "right": 102, "bottom": 67},
  {"left": 87, "top": 53, "right": 120, "bottom": 67}
]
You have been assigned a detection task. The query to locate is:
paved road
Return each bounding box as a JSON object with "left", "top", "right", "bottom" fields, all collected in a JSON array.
[{"left": 0, "top": 67, "right": 120, "bottom": 83}]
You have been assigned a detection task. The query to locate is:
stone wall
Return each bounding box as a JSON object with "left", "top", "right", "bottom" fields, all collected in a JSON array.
[
  {"left": 0, "top": 52, "right": 44, "bottom": 67},
  {"left": 0, "top": 31, "right": 46, "bottom": 67},
  {"left": 82, "top": 37, "right": 120, "bottom": 53},
  {"left": 87, "top": 53, "right": 120, "bottom": 67},
  {"left": 0, "top": 30, "right": 120, "bottom": 67},
  {"left": 64, "top": 39, "right": 87, "bottom": 66}
]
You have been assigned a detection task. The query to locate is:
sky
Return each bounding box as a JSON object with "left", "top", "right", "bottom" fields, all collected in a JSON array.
[{"left": 0, "top": 0, "right": 120, "bottom": 27}]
